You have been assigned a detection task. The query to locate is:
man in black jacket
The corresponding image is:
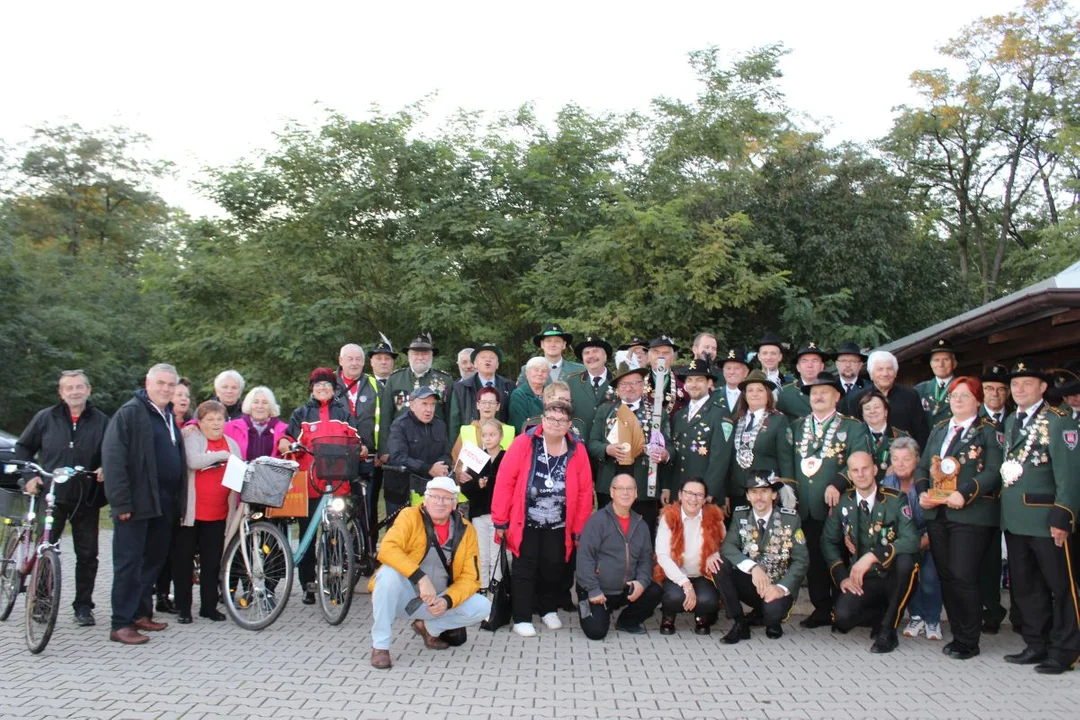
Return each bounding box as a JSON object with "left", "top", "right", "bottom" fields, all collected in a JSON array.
[
  {"left": 102, "top": 363, "right": 187, "bottom": 645},
  {"left": 385, "top": 387, "right": 453, "bottom": 516},
  {"left": 448, "top": 344, "right": 515, "bottom": 444},
  {"left": 16, "top": 370, "right": 109, "bottom": 627},
  {"left": 843, "top": 350, "right": 930, "bottom": 447}
]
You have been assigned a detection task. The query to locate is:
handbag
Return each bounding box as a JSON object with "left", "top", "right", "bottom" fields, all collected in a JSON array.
[
  {"left": 480, "top": 542, "right": 512, "bottom": 632},
  {"left": 265, "top": 470, "right": 310, "bottom": 518}
]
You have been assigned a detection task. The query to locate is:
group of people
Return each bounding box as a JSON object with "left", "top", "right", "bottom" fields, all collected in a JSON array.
[{"left": 10, "top": 326, "right": 1080, "bottom": 676}]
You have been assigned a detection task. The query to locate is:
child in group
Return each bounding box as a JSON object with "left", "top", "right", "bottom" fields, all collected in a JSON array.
[{"left": 460, "top": 418, "right": 507, "bottom": 592}]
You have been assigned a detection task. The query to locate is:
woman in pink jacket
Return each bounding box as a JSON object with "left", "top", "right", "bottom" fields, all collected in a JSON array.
[
  {"left": 492, "top": 399, "right": 593, "bottom": 638},
  {"left": 223, "top": 386, "right": 288, "bottom": 461}
]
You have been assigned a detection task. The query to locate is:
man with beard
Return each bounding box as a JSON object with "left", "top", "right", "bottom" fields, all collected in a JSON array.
[
  {"left": 386, "top": 333, "right": 453, "bottom": 425},
  {"left": 834, "top": 342, "right": 869, "bottom": 396},
  {"left": 643, "top": 335, "right": 687, "bottom": 423},
  {"left": 456, "top": 348, "right": 476, "bottom": 381},
  {"left": 777, "top": 343, "right": 830, "bottom": 423},
  {"left": 667, "top": 359, "right": 732, "bottom": 507}
]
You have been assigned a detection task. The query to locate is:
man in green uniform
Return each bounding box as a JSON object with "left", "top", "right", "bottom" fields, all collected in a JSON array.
[
  {"left": 915, "top": 337, "right": 957, "bottom": 429},
  {"left": 666, "top": 359, "right": 733, "bottom": 507},
  {"left": 718, "top": 470, "right": 809, "bottom": 643},
  {"left": 516, "top": 323, "right": 585, "bottom": 385},
  {"left": 824, "top": 450, "right": 919, "bottom": 653},
  {"left": 834, "top": 341, "right": 869, "bottom": 396},
  {"left": 777, "top": 342, "right": 830, "bottom": 423},
  {"left": 977, "top": 363, "right": 1014, "bottom": 634},
  {"left": 998, "top": 360, "right": 1080, "bottom": 674},
  {"left": 713, "top": 346, "right": 749, "bottom": 417},
  {"left": 791, "top": 370, "right": 872, "bottom": 628},
  {"left": 588, "top": 362, "right": 672, "bottom": 533},
  {"left": 755, "top": 331, "right": 792, "bottom": 394},
  {"left": 386, "top": 333, "right": 453, "bottom": 426},
  {"left": 566, "top": 334, "right": 615, "bottom": 443}
]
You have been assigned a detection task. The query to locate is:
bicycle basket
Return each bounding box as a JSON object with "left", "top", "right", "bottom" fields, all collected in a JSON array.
[
  {"left": 0, "top": 488, "right": 29, "bottom": 522},
  {"left": 311, "top": 436, "right": 361, "bottom": 483},
  {"left": 240, "top": 457, "right": 300, "bottom": 508}
]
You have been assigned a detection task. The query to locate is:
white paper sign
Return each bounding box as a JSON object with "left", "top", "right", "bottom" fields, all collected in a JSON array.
[
  {"left": 458, "top": 442, "right": 490, "bottom": 475},
  {"left": 221, "top": 455, "right": 247, "bottom": 492}
]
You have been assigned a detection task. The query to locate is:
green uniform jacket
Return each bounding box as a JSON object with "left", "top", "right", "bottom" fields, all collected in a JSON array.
[
  {"left": 566, "top": 369, "right": 615, "bottom": 441},
  {"left": 791, "top": 415, "right": 871, "bottom": 521},
  {"left": 999, "top": 403, "right": 1080, "bottom": 537},
  {"left": 668, "top": 396, "right": 733, "bottom": 503},
  {"left": 508, "top": 385, "right": 544, "bottom": 433},
  {"left": 386, "top": 367, "right": 453, "bottom": 427},
  {"left": 868, "top": 426, "right": 910, "bottom": 484},
  {"left": 588, "top": 400, "right": 672, "bottom": 498},
  {"left": 723, "top": 505, "right": 809, "bottom": 597},
  {"left": 710, "top": 386, "right": 741, "bottom": 418},
  {"left": 776, "top": 380, "right": 811, "bottom": 424},
  {"left": 823, "top": 485, "right": 919, "bottom": 585},
  {"left": 727, "top": 411, "right": 795, "bottom": 501},
  {"left": 516, "top": 359, "right": 586, "bottom": 386},
  {"left": 914, "top": 418, "right": 1003, "bottom": 527},
  {"left": 915, "top": 378, "right": 953, "bottom": 430}
]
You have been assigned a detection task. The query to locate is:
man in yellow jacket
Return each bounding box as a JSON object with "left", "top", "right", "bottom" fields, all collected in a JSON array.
[{"left": 369, "top": 477, "right": 490, "bottom": 668}]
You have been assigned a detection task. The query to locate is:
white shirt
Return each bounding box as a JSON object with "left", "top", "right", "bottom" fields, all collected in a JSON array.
[
  {"left": 655, "top": 508, "right": 705, "bottom": 586},
  {"left": 746, "top": 407, "right": 766, "bottom": 429},
  {"left": 854, "top": 488, "right": 877, "bottom": 513},
  {"left": 588, "top": 371, "right": 608, "bottom": 387},
  {"left": 725, "top": 385, "right": 741, "bottom": 410},
  {"left": 687, "top": 394, "right": 710, "bottom": 420},
  {"left": 939, "top": 415, "right": 976, "bottom": 458},
  {"left": 548, "top": 361, "right": 563, "bottom": 381},
  {"left": 1016, "top": 400, "right": 1043, "bottom": 427},
  {"left": 477, "top": 373, "right": 496, "bottom": 387},
  {"left": 936, "top": 376, "right": 954, "bottom": 390},
  {"left": 626, "top": 401, "right": 640, "bottom": 412},
  {"left": 982, "top": 405, "right": 1004, "bottom": 424}
]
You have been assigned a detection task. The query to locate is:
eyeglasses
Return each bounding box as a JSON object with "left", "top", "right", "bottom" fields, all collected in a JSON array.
[
  {"left": 542, "top": 416, "right": 570, "bottom": 426},
  {"left": 611, "top": 486, "right": 637, "bottom": 493},
  {"left": 477, "top": 400, "right": 500, "bottom": 407},
  {"left": 680, "top": 490, "right": 705, "bottom": 499},
  {"left": 312, "top": 381, "right": 334, "bottom": 389},
  {"left": 425, "top": 494, "right": 455, "bottom": 504},
  {"left": 948, "top": 393, "right": 976, "bottom": 401},
  {"left": 618, "top": 381, "right": 645, "bottom": 388}
]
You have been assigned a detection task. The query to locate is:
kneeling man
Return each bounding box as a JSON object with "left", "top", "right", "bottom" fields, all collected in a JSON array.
[{"left": 369, "top": 477, "right": 491, "bottom": 668}]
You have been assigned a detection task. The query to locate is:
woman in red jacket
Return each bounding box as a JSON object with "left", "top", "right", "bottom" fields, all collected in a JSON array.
[{"left": 492, "top": 400, "right": 593, "bottom": 637}]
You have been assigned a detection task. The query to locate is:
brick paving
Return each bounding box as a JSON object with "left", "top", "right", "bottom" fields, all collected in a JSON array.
[{"left": 0, "top": 530, "right": 1077, "bottom": 720}]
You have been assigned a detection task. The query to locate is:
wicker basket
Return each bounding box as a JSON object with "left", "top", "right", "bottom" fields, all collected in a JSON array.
[{"left": 240, "top": 457, "right": 299, "bottom": 508}]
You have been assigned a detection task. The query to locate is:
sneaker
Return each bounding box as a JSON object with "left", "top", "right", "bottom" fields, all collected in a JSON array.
[
  {"left": 512, "top": 622, "right": 538, "bottom": 637},
  {"left": 541, "top": 612, "right": 562, "bottom": 630},
  {"left": 902, "top": 617, "right": 925, "bottom": 638},
  {"left": 924, "top": 622, "right": 943, "bottom": 640}
]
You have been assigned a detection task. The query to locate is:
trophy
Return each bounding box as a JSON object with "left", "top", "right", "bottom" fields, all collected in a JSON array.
[
  {"left": 927, "top": 455, "right": 959, "bottom": 505},
  {"left": 609, "top": 404, "right": 646, "bottom": 466}
]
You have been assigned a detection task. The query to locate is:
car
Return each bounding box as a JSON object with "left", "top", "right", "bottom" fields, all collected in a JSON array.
[{"left": 1, "top": 429, "right": 19, "bottom": 491}]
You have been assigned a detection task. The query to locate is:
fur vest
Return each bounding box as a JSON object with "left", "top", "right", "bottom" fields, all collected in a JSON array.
[{"left": 653, "top": 503, "right": 726, "bottom": 583}]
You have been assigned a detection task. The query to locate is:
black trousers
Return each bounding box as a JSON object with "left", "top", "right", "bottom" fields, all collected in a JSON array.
[
  {"left": 576, "top": 582, "right": 662, "bottom": 640},
  {"left": 110, "top": 511, "right": 173, "bottom": 630},
  {"left": 715, "top": 561, "right": 794, "bottom": 626},
  {"left": 979, "top": 529, "right": 1008, "bottom": 626},
  {"left": 512, "top": 527, "right": 567, "bottom": 622},
  {"left": 155, "top": 534, "right": 174, "bottom": 599},
  {"left": 172, "top": 520, "right": 226, "bottom": 614},
  {"left": 50, "top": 502, "right": 100, "bottom": 611},
  {"left": 1005, "top": 532, "right": 1080, "bottom": 665},
  {"left": 296, "top": 497, "right": 326, "bottom": 588},
  {"left": 659, "top": 577, "right": 721, "bottom": 619},
  {"left": 928, "top": 519, "right": 992, "bottom": 648},
  {"left": 801, "top": 516, "right": 834, "bottom": 619},
  {"left": 833, "top": 553, "right": 918, "bottom": 635}
]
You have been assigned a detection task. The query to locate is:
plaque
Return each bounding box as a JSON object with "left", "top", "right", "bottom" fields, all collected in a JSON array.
[
  {"left": 613, "top": 404, "right": 646, "bottom": 466},
  {"left": 927, "top": 455, "right": 959, "bottom": 505},
  {"left": 800, "top": 457, "right": 822, "bottom": 477}
]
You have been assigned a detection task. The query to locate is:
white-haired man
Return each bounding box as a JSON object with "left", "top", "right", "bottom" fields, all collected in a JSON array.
[{"left": 843, "top": 351, "right": 929, "bottom": 447}]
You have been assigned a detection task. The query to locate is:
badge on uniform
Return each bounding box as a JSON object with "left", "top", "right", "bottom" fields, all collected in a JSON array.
[
  {"left": 722, "top": 422, "right": 733, "bottom": 441},
  {"left": 902, "top": 505, "right": 912, "bottom": 519},
  {"left": 1064, "top": 430, "right": 1078, "bottom": 451},
  {"left": 921, "top": 398, "right": 930, "bottom": 411},
  {"left": 794, "top": 529, "right": 805, "bottom": 544}
]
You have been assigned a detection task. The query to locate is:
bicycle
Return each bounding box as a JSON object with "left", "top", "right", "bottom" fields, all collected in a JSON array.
[
  {"left": 221, "top": 438, "right": 364, "bottom": 629},
  {"left": 0, "top": 460, "right": 90, "bottom": 653}
]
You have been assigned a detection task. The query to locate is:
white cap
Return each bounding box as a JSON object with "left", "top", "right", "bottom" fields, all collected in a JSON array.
[{"left": 425, "top": 477, "right": 460, "bottom": 496}]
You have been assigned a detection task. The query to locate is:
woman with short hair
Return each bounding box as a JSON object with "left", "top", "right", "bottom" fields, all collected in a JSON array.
[
  {"left": 859, "top": 389, "right": 910, "bottom": 482},
  {"left": 509, "top": 357, "right": 551, "bottom": 432},
  {"left": 224, "top": 386, "right": 287, "bottom": 461}
]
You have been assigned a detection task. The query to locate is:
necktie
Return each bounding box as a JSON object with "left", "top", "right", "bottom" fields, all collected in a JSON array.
[
  {"left": 859, "top": 499, "right": 870, "bottom": 516},
  {"left": 756, "top": 518, "right": 766, "bottom": 537},
  {"left": 844, "top": 383, "right": 852, "bottom": 394},
  {"left": 872, "top": 432, "right": 882, "bottom": 444},
  {"left": 1013, "top": 411, "right": 1027, "bottom": 444},
  {"left": 593, "top": 376, "right": 601, "bottom": 389},
  {"left": 993, "top": 413, "right": 1001, "bottom": 423},
  {"left": 945, "top": 424, "right": 964, "bottom": 456},
  {"left": 745, "top": 414, "right": 755, "bottom": 432},
  {"left": 551, "top": 364, "right": 558, "bottom": 371}
]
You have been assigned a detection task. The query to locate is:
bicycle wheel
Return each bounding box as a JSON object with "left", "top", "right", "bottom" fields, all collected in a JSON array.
[
  {"left": 221, "top": 520, "right": 294, "bottom": 631},
  {"left": 0, "top": 530, "right": 23, "bottom": 621},
  {"left": 25, "top": 547, "right": 60, "bottom": 654},
  {"left": 348, "top": 516, "right": 373, "bottom": 586},
  {"left": 316, "top": 516, "right": 354, "bottom": 625}
]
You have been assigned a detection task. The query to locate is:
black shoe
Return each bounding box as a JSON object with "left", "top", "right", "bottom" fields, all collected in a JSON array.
[
  {"left": 869, "top": 625, "right": 881, "bottom": 640},
  {"left": 1034, "top": 659, "right": 1073, "bottom": 675},
  {"left": 615, "top": 621, "right": 647, "bottom": 635},
  {"left": 693, "top": 617, "right": 711, "bottom": 636},
  {"left": 746, "top": 608, "right": 763, "bottom": 627},
  {"left": 765, "top": 625, "right": 783, "bottom": 640},
  {"left": 870, "top": 632, "right": 899, "bottom": 654},
  {"left": 942, "top": 640, "right": 957, "bottom": 655},
  {"left": 199, "top": 609, "right": 226, "bottom": 622},
  {"left": 178, "top": 613, "right": 193, "bottom": 624},
  {"left": 74, "top": 607, "right": 96, "bottom": 627},
  {"left": 302, "top": 591, "right": 316, "bottom": 605},
  {"left": 982, "top": 621, "right": 1001, "bottom": 635},
  {"left": 659, "top": 614, "right": 676, "bottom": 635},
  {"left": 155, "top": 596, "right": 177, "bottom": 614},
  {"left": 949, "top": 644, "right": 980, "bottom": 660},
  {"left": 1005, "top": 647, "right": 1048, "bottom": 665},
  {"left": 723, "top": 618, "right": 751, "bottom": 645},
  {"left": 800, "top": 614, "right": 831, "bottom": 629}
]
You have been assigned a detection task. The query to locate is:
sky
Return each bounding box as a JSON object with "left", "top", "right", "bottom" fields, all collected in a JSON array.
[{"left": 1, "top": 0, "right": 1031, "bottom": 217}]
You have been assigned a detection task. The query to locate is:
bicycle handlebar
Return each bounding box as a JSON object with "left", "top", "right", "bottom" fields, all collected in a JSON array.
[{"left": 2, "top": 460, "right": 89, "bottom": 485}]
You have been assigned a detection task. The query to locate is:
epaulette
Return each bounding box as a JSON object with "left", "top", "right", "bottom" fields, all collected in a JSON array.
[
  {"left": 838, "top": 412, "right": 859, "bottom": 422},
  {"left": 879, "top": 486, "right": 900, "bottom": 497},
  {"left": 389, "top": 367, "right": 409, "bottom": 376},
  {"left": 934, "top": 417, "right": 951, "bottom": 428},
  {"left": 1048, "top": 405, "right": 1067, "bottom": 417},
  {"left": 565, "top": 369, "right": 587, "bottom": 381},
  {"left": 976, "top": 417, "right": 996, "bottom": 429},
  {"left": 780, "top": 507, "right": 797, "bottom": 515},
  {"left": 734, "top": 505, "right": 749, "bottom": 512}
]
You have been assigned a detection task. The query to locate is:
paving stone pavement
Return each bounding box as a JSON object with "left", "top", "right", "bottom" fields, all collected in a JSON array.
[{"left": 1, "top": 529, "right": 1078, "bottom": 720}]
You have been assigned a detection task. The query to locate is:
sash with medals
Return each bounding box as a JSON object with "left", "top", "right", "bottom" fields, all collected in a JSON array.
[
  {"left": 798, "top": 414, "right": 842, "bottom": 478},
  {"left": 735, "top": 413, "right": 763, "bottom": 469}
]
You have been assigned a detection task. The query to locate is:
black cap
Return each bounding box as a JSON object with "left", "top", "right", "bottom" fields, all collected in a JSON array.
[
  {"left": 676, "top": 358, "right": 718, "bottom": 381},
  {"left": 980, "top": 363, "right": 1010, "bottom": 385},
  {"left": 369, "top": 341, "right": 398, "bottom": 358},
  {"left": 757, "top": 331, "right": 786, "bottom": 352},
  {"left": 619, "top": 335, "right": 650, "bottom": 351},
  {"left": 834, "top": 341, "right": 867, "bottom": 361},
  {"left": 800, "top": 370, "right": 845, "bottom": 395},
  {"left": 405, "top": 332, "right": 439, "bottom": 356},
  {"left": 649, "top": 335, "right": 681, "bottom": 354},
  {"left": 533, "top": 323, "right": 573, "bottom": 347},
  {"left": 470, "top": 343, "right": 503, "bottom": 364},
  {"left": 574, "top": 334, "right": 613, "bottom": 360},
  {"left": 926, "top": 337, "right": 957, "bottom": 360},
  {"left": 1047, "top": 368, "right": 1080, "bottom": 399},
  {"left": 719, "top": 346, "right": 750, "bottom": 367},
  {"left": 744, "top": 469, "right": 784, "bottom": 492},
  {"left": 1008, "top": 359, "right": 1047, "bottom": 382},
  {"left": 794, "top": 342, "right": 832, "bottom": 362}
]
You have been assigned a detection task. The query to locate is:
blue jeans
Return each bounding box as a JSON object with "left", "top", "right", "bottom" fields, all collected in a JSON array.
[
  {"left": 907, "top": 549, "right": 942, "bottom": 624},
  {"left": 370, "top": 566, "right": 491, "bottom": 650}
]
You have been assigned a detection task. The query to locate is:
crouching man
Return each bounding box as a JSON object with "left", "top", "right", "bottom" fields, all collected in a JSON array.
[{"left": 368, "top": 477, "right": 491, "bottom": 668}]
